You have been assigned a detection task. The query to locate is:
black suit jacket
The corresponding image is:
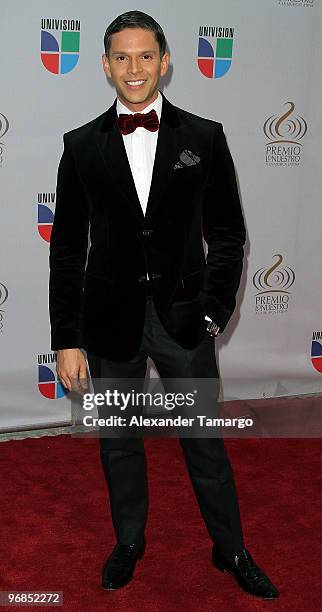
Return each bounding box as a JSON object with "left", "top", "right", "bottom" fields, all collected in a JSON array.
[{"left": 49, "top": 92, "right": 246, "bottom": 361}]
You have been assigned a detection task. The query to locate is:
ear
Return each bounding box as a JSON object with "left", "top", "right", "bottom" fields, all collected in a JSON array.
[
  {"left": 102, "top": 53, "right": 112, "bottom": 78},
  {"left": 160, "top": 51, "right": 170, "bottom": 78}
]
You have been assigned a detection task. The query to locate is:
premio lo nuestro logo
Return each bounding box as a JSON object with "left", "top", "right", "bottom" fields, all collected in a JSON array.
[
  {"left": 41, "top": 18, "right": 81, "bottom": 75},
  {"left": 38, "top": 192, "right": 55, "bottom": 242},
  {"left": 0, "top": 283, "right": 8, "bottom": 306},
  {"left": 0, "top": 112, "right": 10, "bottom": 168},
  {"left": 38, "top": 353, "right": 67, "bottom": 399},
  {"left": 253, "top": 254, "right": 295, "bottom": 314},
  {"left": 197, "top": 26, "right": 234, "bottom": 79},
  {"left": 311, "top": 331, "right": 322, "bottom": 374},
  {"left": 0, "top": 282, "right": 9, "bottom": 334},
  {"left": 264, "top": 102, "right": 307, "bottom": 167},
  {"left": 278, "top": 0, "right": 314, "bottom": 7}
]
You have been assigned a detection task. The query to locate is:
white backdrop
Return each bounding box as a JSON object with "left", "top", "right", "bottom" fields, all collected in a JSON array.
[{"left": 1, "top": 0, "right": 321, "bottom": 431}]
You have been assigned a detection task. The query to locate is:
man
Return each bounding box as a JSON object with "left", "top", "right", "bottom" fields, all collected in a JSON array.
[{"left": 49, "top": 10, "right": 279, "bottom": 598}]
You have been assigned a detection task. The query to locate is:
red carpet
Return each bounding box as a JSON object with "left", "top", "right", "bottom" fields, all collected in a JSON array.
[{"left": 1, "top": 432, "right": 322, "bottom": 611}]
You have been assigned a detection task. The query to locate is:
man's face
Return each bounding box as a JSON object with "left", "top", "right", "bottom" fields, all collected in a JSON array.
[{"left": 102, "top": 28, "right": 170, "bottom": 112}]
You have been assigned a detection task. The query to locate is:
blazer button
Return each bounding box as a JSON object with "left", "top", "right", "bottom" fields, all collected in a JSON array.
[
  {"left": 142, "top": 229, "right": 154, "bottom": 237},
  {"left": 151, "top": 273, "right": 162, "bottom": 280}
]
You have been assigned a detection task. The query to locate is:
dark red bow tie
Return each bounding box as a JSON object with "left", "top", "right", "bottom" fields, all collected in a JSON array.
[{"left": 117, "top": 109, "right": 159, "bottom": 135}]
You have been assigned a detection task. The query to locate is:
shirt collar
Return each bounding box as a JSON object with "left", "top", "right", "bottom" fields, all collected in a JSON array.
[{"left": 116, "top": 90, "right": 162, "bottom": 122}]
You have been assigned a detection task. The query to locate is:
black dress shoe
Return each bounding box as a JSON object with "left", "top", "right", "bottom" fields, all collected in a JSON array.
[
  {"left": 102, "top": 537, "right": 146, "bottom": 590},
  {"left": 212, "top": 546, "right": 279, "bottom": 599}
]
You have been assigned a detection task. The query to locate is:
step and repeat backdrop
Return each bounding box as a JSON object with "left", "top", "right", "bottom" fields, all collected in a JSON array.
[{"left": 1, "top": 0, "right": 321, "bottom": 430}]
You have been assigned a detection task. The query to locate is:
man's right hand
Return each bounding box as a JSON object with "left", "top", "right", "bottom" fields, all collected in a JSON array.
[{"left": 56, "top": 348, "right": 89, "bottom": 395}]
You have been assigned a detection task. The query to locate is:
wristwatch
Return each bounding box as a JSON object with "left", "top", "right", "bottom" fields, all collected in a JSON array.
[{"left": 204, "top": 315, "right": 220, "bottom": 336}]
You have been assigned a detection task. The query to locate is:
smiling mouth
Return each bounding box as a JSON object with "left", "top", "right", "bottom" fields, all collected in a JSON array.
[{"left": 125, "top": 80, "right": 146, "bottom": 88}]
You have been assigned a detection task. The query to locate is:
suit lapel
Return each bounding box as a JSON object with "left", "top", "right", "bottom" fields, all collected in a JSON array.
[
  {"left": 144, "top": 93, "right": 182, "bottom": 220},
  {"left": 94, "top": 101, "right": 144, "bottom": 221},
  {"left": 94, "top": 93, "right": 183, "bottom": 222}
]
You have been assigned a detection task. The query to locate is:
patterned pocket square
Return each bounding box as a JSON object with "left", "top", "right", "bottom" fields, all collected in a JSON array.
[{"left": 174, "top": 149, "right": 201, "bottom": 170}]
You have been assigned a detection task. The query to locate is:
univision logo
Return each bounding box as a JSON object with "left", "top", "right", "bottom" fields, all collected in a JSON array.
[
  {"left": 41, "top": 18, "right": 81, "bottom": 75},
  {"left": 264, "top": 102, "right": 307, "bottom": 167},
  {"left": 197, "top": 26, "right": 234, "bottom": 79},
  {"left": 37, "top": 353, "right": 67, "bottom": 399},
  {"left": 253, "top": 254, "right": 295, "bottom": 314},
  {"left": 311, "top": 331, "right": 322, "bottom": 374},
  {"left": 37, "top": 192, "right": 55, "bottom": 242}
]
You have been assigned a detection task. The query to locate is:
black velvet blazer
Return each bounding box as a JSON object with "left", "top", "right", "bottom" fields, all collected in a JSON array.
[{"left": 49, "top": 92, "right": 246, "bottom": 361}]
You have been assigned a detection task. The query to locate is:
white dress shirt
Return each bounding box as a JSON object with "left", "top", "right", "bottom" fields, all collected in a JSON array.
[{"left": 116, "top": 91, "right": 162, "bottom": 216}]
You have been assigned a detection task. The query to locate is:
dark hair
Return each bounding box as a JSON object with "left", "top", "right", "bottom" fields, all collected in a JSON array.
[{"left": 104, "top": 10, "right": 167, "bottom": 58}]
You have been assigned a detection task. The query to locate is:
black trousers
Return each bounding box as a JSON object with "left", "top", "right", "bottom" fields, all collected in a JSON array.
[{"left": 87, "top": 296, "right": 244, "bottom": 561}]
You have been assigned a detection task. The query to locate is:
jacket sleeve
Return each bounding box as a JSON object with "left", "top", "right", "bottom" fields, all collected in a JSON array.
[
  {"left": 49, "top": 133, "right": 89, "bottom": 350},
  {"left": 201, "top": 123, "right": 246, "bottom": 332}
]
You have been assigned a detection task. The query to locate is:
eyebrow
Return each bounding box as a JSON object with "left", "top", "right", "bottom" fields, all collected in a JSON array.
[{"left": 111, "top": 50, "right": 156, "bottom": 56}]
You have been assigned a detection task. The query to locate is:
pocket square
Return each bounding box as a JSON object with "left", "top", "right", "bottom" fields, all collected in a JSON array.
[{"left": 174, "top": 149, "right": 201, "bottom": 170}]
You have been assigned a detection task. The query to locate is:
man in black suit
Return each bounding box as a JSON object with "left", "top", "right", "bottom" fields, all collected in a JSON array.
[{"left": 49, "top": 10, "right": 279, "bottom": 598}]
